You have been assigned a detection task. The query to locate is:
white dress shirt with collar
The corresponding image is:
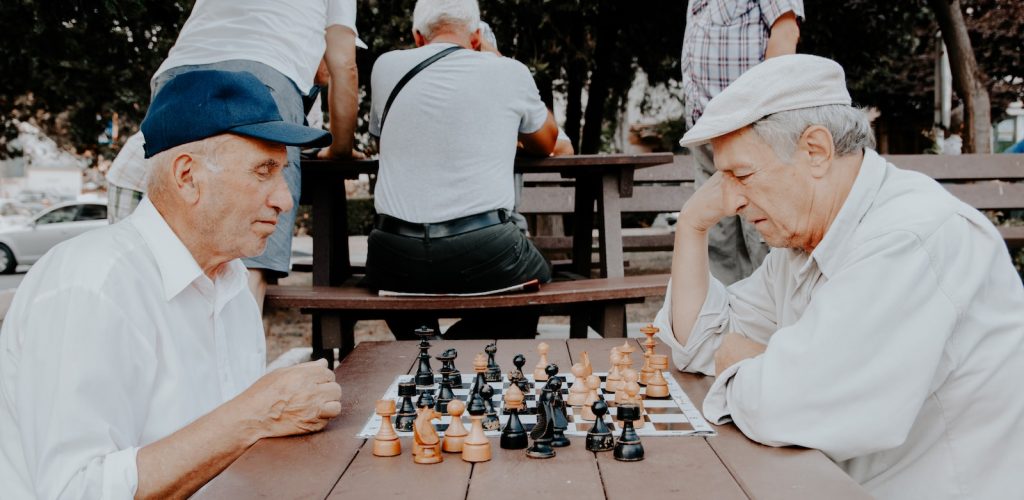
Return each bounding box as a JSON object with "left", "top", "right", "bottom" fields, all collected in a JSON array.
[
  {"left": 0, "top": 197, "right": 265, "bottom": 499},
  {"left": 653, "top": 150, "right": 1024, "bottom": 499}
]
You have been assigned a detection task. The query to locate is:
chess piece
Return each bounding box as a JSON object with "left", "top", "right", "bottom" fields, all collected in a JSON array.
[
  {"left": 645, "top": 354, "right": 671, "bottom": 399},
  {"left": 605, "top": 349, "right": 624, "bottom": 394},
  {"left": 500, "top": 382, "right": 528, "bottom": 449},
  {"left": 580, "top": 351, "right": 593, "bottom": 378},
  {"left": 567, "top": 362, "right": 588, "bottom": 406},
  {"left": 444, "top": 348, "right": 462, "bottom": 381},
  {"left": 533, "top": 342, "right": 550, "bottom": 381},
  {"left": 414, "top": 326, "right": 436, "bottom": 386},
  {"left": 395, "top": 381, "right": 418, "bottom": 432},
  {"left": 442, "top": 399, "right": 468, "bottom": 453},
  {"left": 526, "top": 389, "right": 557, "bottom": 459},
  {"left": 416, "top": 388, "right": 436, "bottom": 411},
  {"left": 435, "top": 353, "right": 456, "bottom": 414},
  {"left": 413, "top": 406, "right": 443, "bottom": 464},
  {"left": 484, "top": 343, "right": 502, "bottom": 382},
  {"left": 479, "top": 384, "right": 501, "bottom": 431},
  {"left": 470, "top": 352, "right": 489, "bottom": 397},
  {"left": 511, "top": 354, "right": 531, "bottom": 392},
  {"left": 580, "top": 374, "right": 603, "bottom": 420},
  {"left": 373, "top": 399, "right": 401, "bottom": 457},
  {"left": 547, "top": 378, "right": 570, "bottom": 447},
  {"left": 461, "top": 393, "right": 492, "bottom": 462},
  {"left": 585, "top": 400, "right": 614, "bottom": 452},
  {"left": 619, "top": 369, "right": 645, "bottom": 429},
  {"left": 617, "top": 339, "right": 636, "bottom": 370},
  {"left": 613, "top": 404, "right": 645, "bottom": 462},
  {"left": 639, "top": 324, "right": 659, "bottom": 385}
]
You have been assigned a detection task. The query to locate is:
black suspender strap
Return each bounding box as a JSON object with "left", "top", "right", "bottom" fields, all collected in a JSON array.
[{"left": 378, "top": 45, "right": 463, "bottom": 134}]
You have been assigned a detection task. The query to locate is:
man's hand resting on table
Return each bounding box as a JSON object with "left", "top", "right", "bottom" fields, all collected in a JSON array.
[
  {"left": 714, "top": 333, "right": 767, "bottom": 377},
  {"left": 236, "top": 358, "right": 343, "bottom": 437}
]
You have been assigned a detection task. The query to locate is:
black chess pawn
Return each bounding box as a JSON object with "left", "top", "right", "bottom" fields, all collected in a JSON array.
[
  {"left": 586, "top": 400, "right": 614, "bottom": 452},
  {"left": 544, "top": 363, "right": 559, "bottom": 386},
  {"left": 416, "top": 388, "right": 436, "bottom": 410},
  {"left": 547, "top": 378, "right": 570, "bottom": 448},
  {"left": 395, "top": 381, "right": 418, "bottom": 432},
  {"left": 479, "top": 384, "right": 501, "bottom": 431},
  {"left": 500, "top": 397, "right": 528, "bottom": 450},
  {"left": 613, "top": 404, "right": 644, "bottom": 462},
  {"left": 512, "top": 354, "right": 531, "bottom": 392},
  {"left": 414, "top": 326, "right": 436, "bottom": 386},
  {"left": 435, "top": 367, "right": 455, "bottom": 414},
  {"left": 484, "top": 343, "right": 502, "bottom": 382},
  {"left": 526, "top": 391, "right": 557, "bottom": 459}
]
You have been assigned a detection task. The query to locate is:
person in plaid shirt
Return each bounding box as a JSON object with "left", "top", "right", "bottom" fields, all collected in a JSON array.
[{"left": 680, "top": 0, "right": 803, "bottom": 284}]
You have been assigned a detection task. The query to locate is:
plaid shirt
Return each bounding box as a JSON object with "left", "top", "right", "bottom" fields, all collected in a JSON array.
[{"left": 680, "top": 0, "right": 804, "bottom": 124}]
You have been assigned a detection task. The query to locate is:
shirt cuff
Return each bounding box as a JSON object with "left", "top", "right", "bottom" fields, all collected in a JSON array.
[
  {"left": 702, "top": 359, "right": 750, "bottom": 425},
  {"left": 653, "top": 276, "right": 731, "bottom": 375},
  {"left": 103, "top": 446, "right": 140, "bottom": 499}
]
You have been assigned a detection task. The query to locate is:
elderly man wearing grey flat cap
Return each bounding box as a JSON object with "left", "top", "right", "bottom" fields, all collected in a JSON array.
[{"left": 653, "top": 54, "right": 1024, "bottom": 498}]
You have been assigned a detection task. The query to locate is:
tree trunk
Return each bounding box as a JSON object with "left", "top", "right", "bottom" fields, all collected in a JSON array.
[
  {"left": 580, "top": 5, "right": 619, "bottom": 154},
  {"left": 564, "top": 22, "right": 585, "bottom": 153},
  {"left": 928, "top": 0, "right": 992, "bottom": 153}
]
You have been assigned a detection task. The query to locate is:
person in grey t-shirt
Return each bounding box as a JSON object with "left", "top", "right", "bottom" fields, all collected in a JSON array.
[{"left": 365, "top": 0, "right": 558, "bottom": 339}]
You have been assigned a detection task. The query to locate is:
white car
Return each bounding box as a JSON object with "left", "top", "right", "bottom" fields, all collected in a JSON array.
[{"left": 0, "top": 201, "right": 108, "bottom": 274}]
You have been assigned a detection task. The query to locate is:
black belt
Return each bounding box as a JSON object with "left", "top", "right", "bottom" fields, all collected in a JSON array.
[{"left": 374, "top": 210, "right": 509, "bottom": 239}]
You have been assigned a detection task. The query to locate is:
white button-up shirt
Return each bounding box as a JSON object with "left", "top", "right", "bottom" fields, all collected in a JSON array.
[
  {"left": 0, "top": 198, "right": 265, "bottom": 499},
  {"left": 654, "top": 150, "right": 1024, "bottom": 499}
]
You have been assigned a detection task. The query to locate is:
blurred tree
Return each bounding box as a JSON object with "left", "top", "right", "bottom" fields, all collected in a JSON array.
[{"left": 0, "top": 0, "right": 194, "bottom": 159}]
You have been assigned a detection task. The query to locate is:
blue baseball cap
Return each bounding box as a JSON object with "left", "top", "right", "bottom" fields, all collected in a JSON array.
[{"left": 141, "top": 70, "right": 331, "bottom": 158}]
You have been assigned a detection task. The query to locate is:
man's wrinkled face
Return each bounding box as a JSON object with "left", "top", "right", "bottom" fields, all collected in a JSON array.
[
  {"left": 711, "top": 127, "right": 817, "bottom": 250},
  {"left": 194, "top": 135, "right": 292, "bottom": 260}
]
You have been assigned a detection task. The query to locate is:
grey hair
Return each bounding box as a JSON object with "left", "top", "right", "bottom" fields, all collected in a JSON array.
[
  {"left": 412, "top": 0, "right": 480, "bottom": 40},
  {"left": 146, "top": 135, "right": 230, "bottom": 197},
  {"left": 751, "top": 104, "right": 875, "bottom": 161}
]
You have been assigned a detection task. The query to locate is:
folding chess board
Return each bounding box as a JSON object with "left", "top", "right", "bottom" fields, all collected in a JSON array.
[{"left": 358, "top": 372, "right": 716, "bottom": 438}]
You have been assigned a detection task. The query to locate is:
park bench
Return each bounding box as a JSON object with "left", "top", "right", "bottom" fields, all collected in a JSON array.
[{"left": 520, "top": 153, "right": 1024, "bottom": 252}]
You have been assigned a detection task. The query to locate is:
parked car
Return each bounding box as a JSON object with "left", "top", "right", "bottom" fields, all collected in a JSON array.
[{"left": 0, "top": 201, "right": 108, "bottom": 273}]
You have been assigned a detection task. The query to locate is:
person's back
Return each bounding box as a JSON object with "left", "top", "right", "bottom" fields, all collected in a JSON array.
[{"left": 370, "top": 45, "right": 547, "bottom": 223}]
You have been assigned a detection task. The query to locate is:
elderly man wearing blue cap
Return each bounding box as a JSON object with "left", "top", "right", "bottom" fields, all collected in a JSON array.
[
  {"left": 0, "top": 71, "right": 343, "bottom": 499},
  {"left": 654, "top": 54, "right": 1024, "bottom": 498}
]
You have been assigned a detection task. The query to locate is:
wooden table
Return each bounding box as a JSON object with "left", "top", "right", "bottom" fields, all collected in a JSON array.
[{"left": 198, "top": 339, "right": 870, "bottom": 499}]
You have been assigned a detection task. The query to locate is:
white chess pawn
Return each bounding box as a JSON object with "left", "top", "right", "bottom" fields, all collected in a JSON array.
[
  {"left": 580, "top": 374, "right": 603, "bottom": 421},
  {"left": 606, "top": 349, "right": 624, "bottom": 394},
  {"left": 618, "top": 369, "right": 645, "bottom": 429},
  {"left": 567, "top": 362, "right": 588, "bottom": 406},
  {"left": 534, "top": 342, "right": 550, "bottom": 381}
]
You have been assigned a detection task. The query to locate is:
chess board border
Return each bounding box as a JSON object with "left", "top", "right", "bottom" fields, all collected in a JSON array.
[{"left": 357, "top": 372, "right": 716, "bottom": 438}]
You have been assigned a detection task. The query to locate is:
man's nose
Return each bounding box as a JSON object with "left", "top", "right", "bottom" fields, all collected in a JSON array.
[
  {"left": 269, "top": 169, "right": 294, "bottom": 214},
  {"left": 721, "top": 176, "right": 748, "bottom": 215}
]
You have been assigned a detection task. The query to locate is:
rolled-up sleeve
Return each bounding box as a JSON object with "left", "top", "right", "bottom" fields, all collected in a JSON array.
[
  {"left": 759, "top": 0, "right": 805, "bottom": 26},
  {"left": 702, "top": 231, "right": 959, "bottom": 462},
  {"left": 14, "top": 287, "right": 155, "bottom": 499},
  {"left": 653, "top": 252, "right": 781, "bottom": 376}
]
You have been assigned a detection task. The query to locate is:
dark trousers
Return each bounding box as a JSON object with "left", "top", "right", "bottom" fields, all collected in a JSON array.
[{"left": 365, "top": 220, "right": 552, "bottom": 340}]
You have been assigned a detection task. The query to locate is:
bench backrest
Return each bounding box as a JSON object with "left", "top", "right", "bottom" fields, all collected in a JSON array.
[{"left": 518, "top": 154, "right": 1024, "bottom": 215}]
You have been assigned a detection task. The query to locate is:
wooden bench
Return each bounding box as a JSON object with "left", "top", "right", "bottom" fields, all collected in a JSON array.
[
  {"left": 265, "top": 274, "right": 670, "bottom": 365},
  {"left": 519, "top": 153, "right": 1024, "bottom": 252}
]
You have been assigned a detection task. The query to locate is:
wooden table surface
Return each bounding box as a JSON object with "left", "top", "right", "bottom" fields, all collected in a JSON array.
[{"left": 198, "top": 339, "right": 870, "bottom": 499}]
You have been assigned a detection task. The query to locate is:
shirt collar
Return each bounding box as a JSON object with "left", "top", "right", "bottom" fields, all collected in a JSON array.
[
  {"left": 800, "top": 149, "right": 887, "bottom": 280},
  {"left": 130, "top": 198, "right": 248, "bottom": 302}
]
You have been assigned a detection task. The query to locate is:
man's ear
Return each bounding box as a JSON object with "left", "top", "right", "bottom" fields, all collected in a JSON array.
[
  {"left": 413, "top": 30, "right": 426, "bottom": 47},
  {"left": 798, "top": 125, "right": 834, "bottom": 178},
  {"left": 469, "top": 28, "right": 481, "bottom": 50},
  {"left": 170, "top": 153, "right": 201, "bottom": 204}
]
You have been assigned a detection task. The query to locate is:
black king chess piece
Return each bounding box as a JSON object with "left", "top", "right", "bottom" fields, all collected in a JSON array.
[
  {"left": 547, "top": 378, "right": 570, "bottom": 447},
  {"left": 526, "top": 389, "right": 557, "bottom": 458},
  {"left": 613, "top": 404, "right": 645, "bottom": 461},
  {"left": 479, "top": 384, "right": 501, "bottom": 431},
  {"left": 434, "top": 352, "right": 456, "bottom": 414},
  {"left": 585, "top": 400, "right": 615, "bottom": 452},
  {"left": 395, "top": 381, "right": 418, "bottom": 432},
  {"left": 484, "top": 343, "right": 502, "bottom": 382},
  {"left": 413, "top": 326, "right": 436, "bottom": 386},
  {"left": 512, "top": 354, "right": 531, "bottom": 392}
]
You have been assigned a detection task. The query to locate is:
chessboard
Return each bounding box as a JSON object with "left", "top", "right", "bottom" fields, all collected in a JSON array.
[{"left": 357, "top": 372, "right": 716, "bottom": 438}]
